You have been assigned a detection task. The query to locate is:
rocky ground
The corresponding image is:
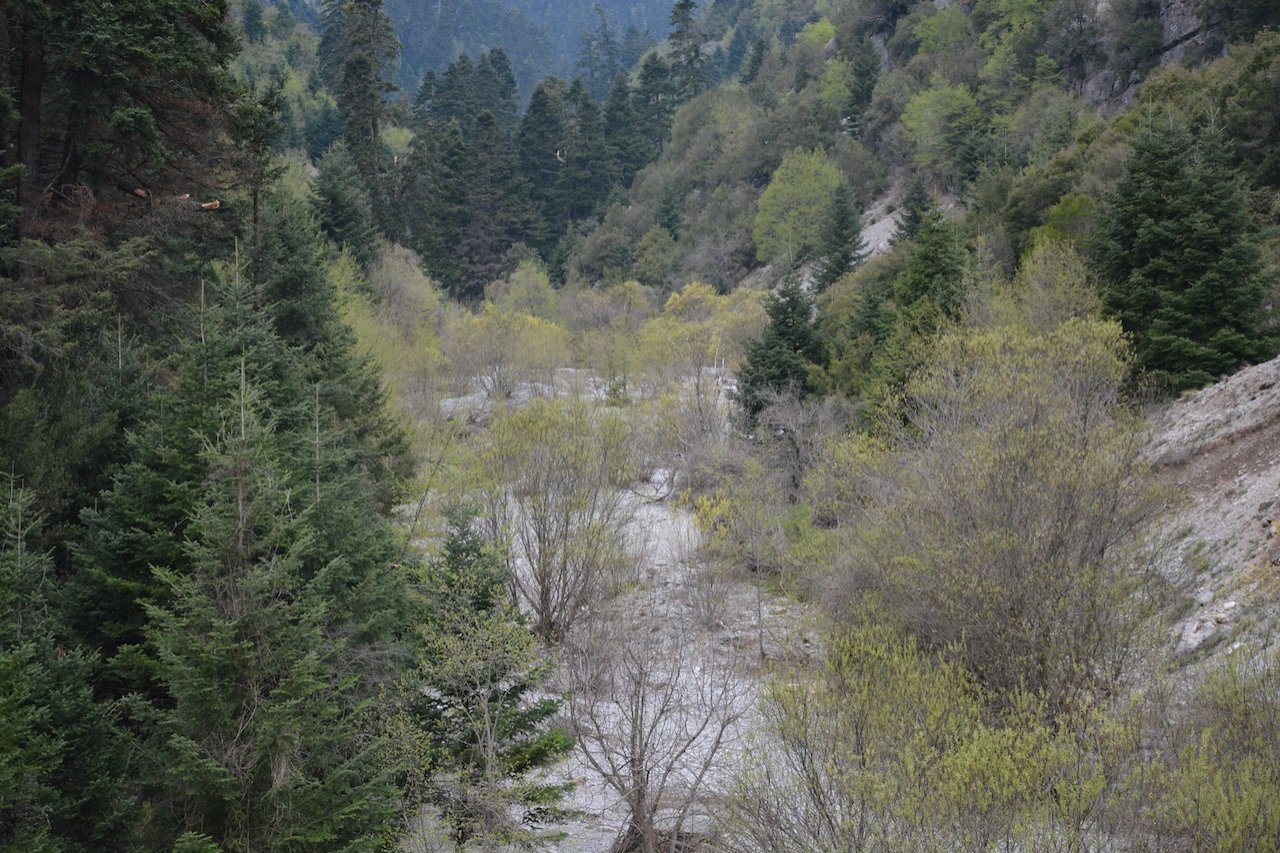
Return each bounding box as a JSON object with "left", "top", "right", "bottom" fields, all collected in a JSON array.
[{"left": 1145, "top": 355, "right": 1280, "bottom": 660}]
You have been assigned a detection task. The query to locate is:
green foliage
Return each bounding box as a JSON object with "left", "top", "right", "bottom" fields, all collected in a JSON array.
[
  {"left": 140, "top": 375, "right": 400, "bottom": 849},
  {"left": 895, "top": 207, "right": 967, "bottom": 320},
  {"left": 736, "top": 278, "right": 825, "bottom": 422},
  {"left": 834, "top": 316, "right": 1162, "bottom": 714},
  {"left": 724, "top": 623, "right": 1116, "bottom": 851},
  {"left": 5, "top": 0, "right": 238, "bottom": 236},
  {"left": 392, "top": 514, "right": 572, "bottom": 846},
  {"left": 753, "top": 148, "right": 843, "bottom": 265},
  {"left": 0, "top": 485, "right": 138, "bottom": 851},
  {"left": 1092, "top": 117, "right": 1271, "bottom": 390},
  {"left": 813, "top": 182, "right": 867, "bottom": 291},
  {"left": 313, "top": 142, "right": 380, "bottom": 269}
]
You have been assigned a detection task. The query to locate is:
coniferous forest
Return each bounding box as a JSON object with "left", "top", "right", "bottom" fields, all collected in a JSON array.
[{"left": 4, "top": 0, "right": 1280, "bottom": 850}]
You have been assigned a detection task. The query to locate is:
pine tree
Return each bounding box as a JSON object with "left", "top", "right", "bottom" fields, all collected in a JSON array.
[
  {"left": 0, "top": 484, "right": 137, "bottom": 850},
  {"left": 736, "top": 279, "right": 826, "bottom": 422},
  {"left": 668, "top": 0, "right": 705, "bottom": 103},
  {"left": 895, "top": 208, "right": 967, "bottom": 320},
  {"left": 321, "top": 0, "right": 398, "bottom": 205},
  {"left": 634, "top": 53, "right": 675, "bottom": 159},
  {"left": 400, "top": 120, "right": 467, "bottom": 286},
  {"left": 1093, "top": 119, "right": 1270, "bottom": 389},
  {"left": 313, "top": 141, "right": 380, "bottom": 269},
  {"left": 455, "top": 111, "right": 540, "bottom": 299},
  {"left": 141, "top": 372, "right": 400, "bottom": 848},
  {"left": 892, "top": 177, "right": 932, "bottom": 246},
  {"left": 394, "top": 514, "right": 572, "bottom": 847},
  {"left": 563, "top": 80, "right": 611, "bottom": 222},
  {"left": 519, "top": 82, "right": 571, "bottom": 251},
  {"left": 603, "top": 75, "right": 647, "bottom": 188},
  {"left": 813, "top": 183, "right": 868, "bottom": 292}
]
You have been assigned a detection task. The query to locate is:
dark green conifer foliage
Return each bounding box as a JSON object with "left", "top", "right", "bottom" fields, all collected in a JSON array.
[
  {"left": 736, "top": 279, "right": 826, "bottom": 422},
  {"left": 242, "top": 0, "right": 266, "bottom": 42},
  {"left": 313, "top": 141, "right": 380, "bottom": 269},
  {"left": 320, "top": 0, "right": 398, "bottom": 203},
  {"left": 634, "top": 53, "right": 675, "bottom": 158},
  {"left": 896, "top": 209, "right": 966, "bottom": 320},
  {"left": 452, "top": 112, "right": 538, "bottom": 298},
  {"left": 892, "top": 177, "right": 932, "bottom": 246},
  {"left": 140, "top": 373, "right": 400, "bottom": 849},
  {"left": 563, "top": 80, "right": 612, "bottom": 221},
  {"left": 847, "top": 37, "right": 880, "bottom": 128},
  {"left": 740, "top": 38, "right": 767, "bottom": 83},
  {"left": 576, "top": 5, "right": 620, "bottom": 101},
  {"left": 0, "top": 486, "right": 138, "bottom": 851},
  {"left": 396, "top": 514, "right": 572, "bottom": 846},
  {"left": 400, "top": 120, "right": 467, "bottom": 286},
  {"left": 519, "top": 82, "right": 571, "bottom": 250},
  {"left": 603, "top": 75, "right": 648, "bottom": 187},
  {"left": 813, "top": 183, "right": 868, "bottom": 292},
  {"left": 669, "top": 0, "right": 705, "bottom": 102},
  {"left": 1093, "top": 119, "right": 1270, "bottom": 390},
  {"left": 3, "top": 0, "right": 237, "bottom": 235}
]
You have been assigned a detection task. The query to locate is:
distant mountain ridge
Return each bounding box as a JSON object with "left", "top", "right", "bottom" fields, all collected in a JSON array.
[{"left": 291, "top": 0, "right": 677, "bottom": 98}]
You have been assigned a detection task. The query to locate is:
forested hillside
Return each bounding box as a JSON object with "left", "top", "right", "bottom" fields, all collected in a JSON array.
[{"left": 4, "top": 0, "right": 1280, "bottom": 849}]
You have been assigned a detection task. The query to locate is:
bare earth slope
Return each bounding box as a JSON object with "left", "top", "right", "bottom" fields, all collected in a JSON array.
[{"left": 1146, "top": 355, "right": 1280, "bottom": 656}]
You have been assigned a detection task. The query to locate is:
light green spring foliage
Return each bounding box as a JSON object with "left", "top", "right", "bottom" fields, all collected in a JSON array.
[
  {"left": 753, "top": 148, "right": 844, "bottom": 265},
  {"left": 722, "top": 624, "right": 1116, "bottom": 852},
  {"left": 838, "top": 313, "right": 1161, "bottom": 713},
  {"left": 1150, "top": 649, "right": 1280, "bottom": 851}
]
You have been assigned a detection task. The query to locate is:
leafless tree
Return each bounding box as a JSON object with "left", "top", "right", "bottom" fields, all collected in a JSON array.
[
  {"left": 564, "top": 602, "right": 749, "bottom": 853},
  {"left": 478, "top": 399, "right": 638, "bottom": 642}
]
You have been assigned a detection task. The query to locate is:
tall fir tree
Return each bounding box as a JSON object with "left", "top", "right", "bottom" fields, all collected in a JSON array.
[
  {"left": 813, "top": 183, "right": 868, "bottom": 292},
  {"left": 140, "top": 371, "right": 401, "bottom": 849},
  {"left": 892, "top": 177, "right": 932, "bottom": 246},
  {"left": 313, "top": 141, "right": 380, "bottom": 270},
  {"left": 736, "top": 278, "right": 826, "bottom": 422},
  {"left": 321, "top": 0, "right": 398, "bottom": 209},
  {"left": 603, "top": 75, "right": 647, "bottom": 187},
  {"left": 1093, "top": 119, "right": 1270, "bottom": 389},
  {"left": 393, "top": 514, "right": 572, "bottom": 847},
  {"left": 0, "top": 485, "right": 138, "bottom": 851},
  {"left": 668, "top": 0, "right": 705, "bottom": 103}
]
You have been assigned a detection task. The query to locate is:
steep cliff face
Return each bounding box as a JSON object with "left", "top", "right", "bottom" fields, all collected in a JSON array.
[
  {"left": 1084, "top": 0, "right": 1215, "bottom": 108},
  {"left": 1146, "top": 355, "right": 1280, "bottom": 659}
]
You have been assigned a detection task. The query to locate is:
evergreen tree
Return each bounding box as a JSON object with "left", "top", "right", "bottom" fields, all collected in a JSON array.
[
  {"left": 813, "top": 183, "right": 868, "bottom": 292},
  {"left": 1094, "top": 119, "right": 1270, "bottom": 390},
  {"left": 668, "top": 0, "right": 705, "bottom": 103},
  {"left": 395, "top": 514, "right": 572, "bottom": 846},
  {"left": 575, "top": 4, "right": 621, "bottom": 102},
  {"left": 603, "top": 75, "right": 648, "bottom": 187},
  {"left": 563, "top": 80, "right": 612, "bottom": 221},
  {"left": 519, "top": 82, "right": 571, "bottom": 251},
  {"left": 140, "top": 372, "right": 400, "bottom": 849},
  {"left": 3, "top": 0, "right": 238, "bottom": 236},
  {"left": 455, "top": 111, "right": 540, "bottom": 299},
  {"left": 313, "top": 141, "right": 380, "bottom": 270},
  {"left": 895, "top": 208, "right": 967, "bottom": 320},
  {"left": 740, "top": 38, "right": 768, "bottom": 83},
  {"left": 400, "top": 120, "right": 468, "bottom": 286},
  {"left": 847, "top": 37, "right": 880, "bottom": 129},
  {"left": 634, "top": 53, "right": 675, "bottom": 159},
  {"left": 0, "top": 485, "right": 137, "bottom": 850},
  {"left": 892, "top": 177, "right": 932, "bottom": 246},
  {"left": 736, "top": 279, "right": 826, "bottom": 422},
  {"left": 321, "top": 0, "right": 398, "bottom": 204}
]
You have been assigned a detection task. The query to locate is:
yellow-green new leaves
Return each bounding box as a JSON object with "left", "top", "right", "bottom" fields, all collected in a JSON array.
[
  {"left": 832, "top": 315, "right": 1163, "bottom": 715},
  {"left": 475, "top": 399, "right": 639, "bottom": 642},
  {"left": 753, "top": 148, "right": 844, "bottom": 265}
]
